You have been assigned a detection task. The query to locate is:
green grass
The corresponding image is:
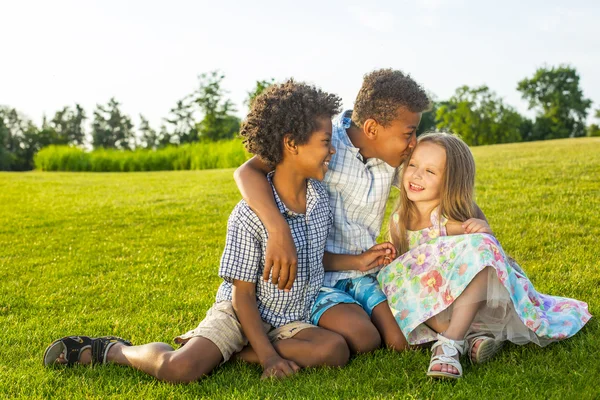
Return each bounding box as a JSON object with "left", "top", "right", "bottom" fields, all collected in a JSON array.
[
  {"left": 1, "top": 137, "right": 599, "bottom": 399},
  {"left": 34, "top": 140, "right": 250, "bottom": 172}
]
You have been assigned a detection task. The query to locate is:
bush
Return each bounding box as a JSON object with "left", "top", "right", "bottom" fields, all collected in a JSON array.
[{"left": 34, "top": 140, "right": 251, "bottom": 172}]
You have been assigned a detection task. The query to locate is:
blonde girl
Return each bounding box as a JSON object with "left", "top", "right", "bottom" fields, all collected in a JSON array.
[{"left": 378, "top": 132, "right": 591, "bottom": 379}]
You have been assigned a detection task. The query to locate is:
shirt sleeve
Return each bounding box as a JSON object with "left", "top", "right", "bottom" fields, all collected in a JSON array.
[{"left": 218, "top": 218, "right": 263, "bottom": 284}]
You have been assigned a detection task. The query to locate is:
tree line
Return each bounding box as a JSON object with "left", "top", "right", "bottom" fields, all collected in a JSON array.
[{"left": 1, "top": 65, "right": 598, "bottom": 171}]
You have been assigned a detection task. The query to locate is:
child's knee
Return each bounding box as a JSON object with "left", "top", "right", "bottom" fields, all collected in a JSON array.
[
  {"left": 155, "top": 352, "right": 205, "bottom": 383},
  {"left": 347, "top": 322, "right": 381, "bottom": 353},
  {"left": 319, "top": 333, "right": 350, "bottom": 367}
]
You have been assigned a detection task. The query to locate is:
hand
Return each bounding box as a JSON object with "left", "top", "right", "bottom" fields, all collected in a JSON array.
[
  {"left": 263, "top": 224, "right": 297, "bottom": 291},
  {"left": 462, "top": 218, "right": 493, "bottom": 234},
  {"left": 356, "top": 242, "right": 397, "bottom": 272},
  {"left": 261, "top": 355, "right": 300, "bottom": 379}
]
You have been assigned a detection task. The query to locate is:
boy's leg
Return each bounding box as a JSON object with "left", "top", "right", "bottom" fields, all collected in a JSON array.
[
  {"left": 371, "top": 302, "right": 410, "bottom": 351},
  {"left": 236, "top": 326, "right": 349, "bottom": 368},
  {"left": 344, "top": 275, "right": 410, "bottom": 351},
  {"left": 317, "top": 304, "right": 381, "bottom": 353},
  {"left": 310, "top": 287, "right": 382, "bottom": 353},
  {"left": 54, "top": 337, "right": 222, "bottom": 383}
]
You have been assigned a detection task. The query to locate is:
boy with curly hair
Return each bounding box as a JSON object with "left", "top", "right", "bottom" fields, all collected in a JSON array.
[
  {"left": 43, "top": 80, "right": 350, "bottom": 382},
  {"left": 235, "top": 69, "right": 434, "bottom": 353}
]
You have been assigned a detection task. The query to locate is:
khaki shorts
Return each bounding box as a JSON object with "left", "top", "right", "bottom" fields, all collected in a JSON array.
[{"left": 174, "top": 301, "right": 316, "bottom": 362}]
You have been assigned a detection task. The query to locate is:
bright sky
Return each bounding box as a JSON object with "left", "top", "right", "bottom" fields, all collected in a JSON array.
[{"left": 2, "top": 0, "right": 599, "bottom": 129}]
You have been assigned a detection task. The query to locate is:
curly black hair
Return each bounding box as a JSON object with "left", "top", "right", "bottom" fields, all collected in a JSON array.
[
  {"left": 240, "top": 79, "right": 342, "bottom": 167},
  {"left": 352, "top": 69, "right": 431, "bottom": 128}
]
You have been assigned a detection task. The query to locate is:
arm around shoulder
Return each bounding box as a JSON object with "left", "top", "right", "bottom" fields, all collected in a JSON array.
[{"left": 234, "top": 156, "right": 299, "bottom": 291}]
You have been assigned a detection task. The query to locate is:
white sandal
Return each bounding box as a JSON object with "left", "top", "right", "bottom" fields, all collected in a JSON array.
[
  {"left": 466, "top": 333, "right": 504, "bottom": 364},
  {"left": 427, "top": 334, "right": 465, "bottom": 379}
]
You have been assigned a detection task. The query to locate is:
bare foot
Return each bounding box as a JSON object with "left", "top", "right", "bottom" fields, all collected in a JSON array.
[
  {"left": 470, "top": 337, "right": 482, "bottom": 361},
  {"left": 55, "top": 348, "right": 92, "bottom": 365}
]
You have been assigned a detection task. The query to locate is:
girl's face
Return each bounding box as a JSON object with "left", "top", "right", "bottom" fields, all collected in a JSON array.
[{"left": 403, "top": 141, "right": 446, "bottom": 205}]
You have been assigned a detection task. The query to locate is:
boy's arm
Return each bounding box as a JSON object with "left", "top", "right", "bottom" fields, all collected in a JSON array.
[
  {"left": 232, "top": 280, "right": 300, "bottom": 379},
  {"left": 323, "top": 242, "right": 397, "bottom": 272},
  {"left": 234, "top": 157, "right": 298, "bottom": 291}
]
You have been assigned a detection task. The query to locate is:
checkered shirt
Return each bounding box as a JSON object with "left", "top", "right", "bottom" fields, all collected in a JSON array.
[
  {"left": 215, "top": 173, "right": 332, "bottom": 328},
  {"left": 322, "top": 110, "right": 400, "bottom": 287}
]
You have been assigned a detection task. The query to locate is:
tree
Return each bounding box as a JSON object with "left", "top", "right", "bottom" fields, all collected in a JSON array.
[
  {"left": 91, "top": 98, "right": 135, "bottom": 149},
  {"left": 517, "top": 65, "right": 592, "bottom": 140},
  {"left": 417, "top": 94, "right": 439, "bottom": 136},
  {"left": 49, "top": 104, "right": 87, "bottom": 146},
  {"left": 191, "top": 71, "right": 240, "bottom": 141},
  {"left": 245, "top": 79, "right": 275, "bottom": 108},
  {"left": 138, "top": 114, "right": 159, "bottom": 149},
  {"left": 0, "top": 106, "right": 40, "bottom": 170},
  {"left": 587, "top": 108, "right": 600, "bottom": 137},
  {"left": 165, "top": 98, "right": 198, "bottom": 144},
  {"left": 0, "top": 112, "right": 14, "bottom": 170},
  {"left": 157, "top": 124, "right": 173, "bottom": 148},
  {"left": 436, "top": 86, "right": 524, "bottom": 146}
]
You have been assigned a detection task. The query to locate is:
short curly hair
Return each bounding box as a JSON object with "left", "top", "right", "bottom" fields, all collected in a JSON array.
[
  {"left": 352, "top": 69, "right": 431, "bottom": 128},
  {"left": 240, "top": 80, "right": 342, "bottom": 167}
]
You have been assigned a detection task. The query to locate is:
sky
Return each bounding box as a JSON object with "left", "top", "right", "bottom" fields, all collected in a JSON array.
[{"left": 1, "top": 0, "right": 599, "bottom": 129}]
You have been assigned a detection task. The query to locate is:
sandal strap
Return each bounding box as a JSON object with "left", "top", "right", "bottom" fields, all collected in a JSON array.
[
  {"left": 91, "top": 336, "right": 133, "bottom": 364},
  {"left": 431, "top": 333, "right": 465, "bottom": 356},
  {"left": 64, "top": 336, "right": 93, "bottom": 365},
  {"left": 428, "top": 334, "right": 465, "bottom": 377}
]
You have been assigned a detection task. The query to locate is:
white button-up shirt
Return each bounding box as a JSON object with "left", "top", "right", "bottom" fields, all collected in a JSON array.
[{"left": 323, "top": 110, "right": 400, "bottom": 287}]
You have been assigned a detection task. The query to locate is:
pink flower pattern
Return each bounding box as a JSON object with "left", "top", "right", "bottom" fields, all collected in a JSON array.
[{"left": 377, "top": 208, "right": 592, "bottom": 345}]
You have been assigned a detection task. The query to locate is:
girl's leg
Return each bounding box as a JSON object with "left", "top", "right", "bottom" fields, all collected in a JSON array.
[
  {"left": 425, "top": 266, "right": 491, "bottom": 375},
  {"left": 236, "top": 327, "right": 349, "bottom": 367},
  {"left": 56, "top": 337, "right": 223, "bottom": 383}
]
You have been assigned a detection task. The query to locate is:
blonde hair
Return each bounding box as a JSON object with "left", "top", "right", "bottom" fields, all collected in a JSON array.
[{"left": 389, "top": 132, "right": 476, "bottom": 254}]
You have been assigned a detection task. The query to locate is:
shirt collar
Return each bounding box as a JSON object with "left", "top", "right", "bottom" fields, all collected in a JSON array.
[
  {"left": 336, "top": 110, "right": 389, "bottom": 166},
  {"left": 267, "top": 172, "right": 321, "bottom": 218}
]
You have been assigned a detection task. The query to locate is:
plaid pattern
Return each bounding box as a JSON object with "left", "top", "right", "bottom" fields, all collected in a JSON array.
[
  {"left": 322, "top": 110, "right": 400, "bottom": 287},
  {"left": 216, "top": 173, "right": 332, "bottom": 328}
]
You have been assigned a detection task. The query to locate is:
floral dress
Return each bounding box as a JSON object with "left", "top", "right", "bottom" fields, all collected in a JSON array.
[{"left": 377, "top": 209, "right": 592, "bottom": 345}]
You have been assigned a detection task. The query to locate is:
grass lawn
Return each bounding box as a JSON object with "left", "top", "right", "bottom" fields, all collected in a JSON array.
[{"left": 1, "top": 137, "right": 599, "bottom": 399}]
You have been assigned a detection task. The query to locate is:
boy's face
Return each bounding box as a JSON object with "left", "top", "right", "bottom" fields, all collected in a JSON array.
[
  {"left": 296, "top": 118, "right": 335, "bottom": 181},
  {"left": 372, "top": 108, "right": 421, "bottom": 167}
]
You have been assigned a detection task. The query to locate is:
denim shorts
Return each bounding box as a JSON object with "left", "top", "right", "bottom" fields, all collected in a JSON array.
[{"left": 310, "top": 274, "right": 387, "bottom": 325}]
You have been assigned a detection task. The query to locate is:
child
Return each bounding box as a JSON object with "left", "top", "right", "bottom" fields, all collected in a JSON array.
[
  {"left": 234, "top": 69, "right": 441, "bottom": 354},
  {"left": 377, "top": 132, "right": 592, "bottom": 379},
  {"left": 42, "top": 80, "right": 350, "bottom": 382}
]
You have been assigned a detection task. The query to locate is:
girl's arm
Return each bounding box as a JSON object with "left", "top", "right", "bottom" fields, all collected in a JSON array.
[
  {"left": 232, "top": 280, "right": 300, "bottom": 379},
  {"left": 446, "top": 218, "right": 493, "bottom": 236},
  {"left": 234, "top": 157, "right": 298, "bottom": 290}
]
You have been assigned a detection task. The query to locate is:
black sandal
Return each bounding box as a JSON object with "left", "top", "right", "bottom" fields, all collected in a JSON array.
[{"left": 43, "top": 336, "right": 132, "bottom": 367}]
